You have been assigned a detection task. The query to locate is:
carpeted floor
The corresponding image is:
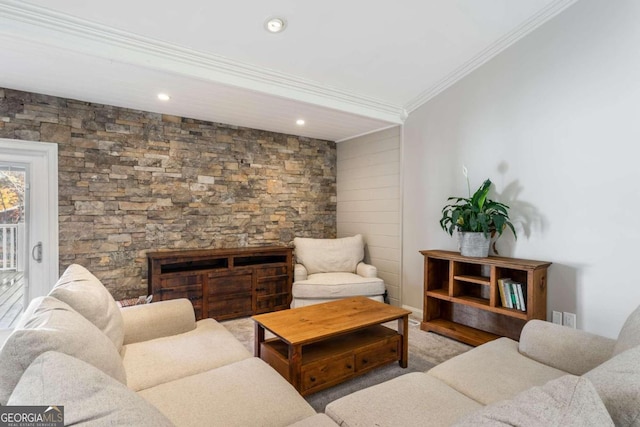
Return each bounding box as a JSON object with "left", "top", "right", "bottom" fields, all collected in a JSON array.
[{"left": 221, "top": 316, "right": 471, "bottom": 412}]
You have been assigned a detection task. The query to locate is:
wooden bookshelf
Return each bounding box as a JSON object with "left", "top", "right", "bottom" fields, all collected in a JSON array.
[{"left": 420, "top": 250, "right": 551, "bottom": 346}]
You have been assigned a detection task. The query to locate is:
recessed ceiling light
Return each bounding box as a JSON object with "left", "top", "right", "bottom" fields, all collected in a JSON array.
[
  {"left": 296, "top": 119, "right": 305, "bottom": 126},
  {"left": 157, "top": 93, "right": 171, "bottom": 101},
  {"left": 265, "top": 17, "right": 287, "bottom": 33}
]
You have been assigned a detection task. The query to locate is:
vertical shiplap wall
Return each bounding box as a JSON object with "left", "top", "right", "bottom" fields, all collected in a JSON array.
[{"left": 336, "top": 126, "right": 402, "bottom": 306}]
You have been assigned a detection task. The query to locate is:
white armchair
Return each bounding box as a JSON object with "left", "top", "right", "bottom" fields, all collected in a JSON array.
[{"left": 291, "top": 234, "right": 386, "bottom": 308}]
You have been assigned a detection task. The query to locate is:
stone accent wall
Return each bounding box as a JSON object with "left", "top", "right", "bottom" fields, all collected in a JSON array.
[{"left": 0, "top": 88, "right": 336, "bottom": 299}]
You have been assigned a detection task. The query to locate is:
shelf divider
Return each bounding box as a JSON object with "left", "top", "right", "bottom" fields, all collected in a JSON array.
[{"left": 453, "top": 274, "right": 490, "bottom": 286}]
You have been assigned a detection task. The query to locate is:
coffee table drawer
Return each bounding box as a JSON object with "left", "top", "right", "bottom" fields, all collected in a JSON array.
[
  {"left": 355, "top": 336, "right": 401, "bottom": 372},
  {"left": 302, "top": 354, "right": 355, "bottom": 392}
]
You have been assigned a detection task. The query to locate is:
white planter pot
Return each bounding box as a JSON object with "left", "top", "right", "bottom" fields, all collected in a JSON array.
[{"left": 458, "top": 232, "right": 490, "bottom": 257}]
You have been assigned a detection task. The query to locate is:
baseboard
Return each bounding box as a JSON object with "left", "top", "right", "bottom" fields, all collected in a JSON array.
[{"left": 403, "top": 304, "right": 423, "bottom": 323}]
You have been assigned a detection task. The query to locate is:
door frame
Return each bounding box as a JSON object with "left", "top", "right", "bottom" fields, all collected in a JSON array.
[{"left": 0, "top": 138, "right": 58, "bottom": 298}]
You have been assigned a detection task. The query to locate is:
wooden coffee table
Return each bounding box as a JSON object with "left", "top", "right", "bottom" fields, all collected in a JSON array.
[{"left": 252, "top": 296, "right": 411, "bottom": 395}]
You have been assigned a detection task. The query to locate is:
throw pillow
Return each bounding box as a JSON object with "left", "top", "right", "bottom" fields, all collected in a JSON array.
[
  {"left": 117, "top": 295, "right": 153, "bottom": 307},
  {"left": 0, "top": 296, "right": 126, "bottom": 405},
  {"left": 8, "top": 351, "right": 174, "bottom": 426},
  {"left": 585, "top": 344, "right": 640, "bottom": 427},
  {"left": 49, "top": 264, "right": 125, "bottom": 351},
  {"left": 453, "top": 375, "right": 613, "bottom": 427},
  {"left": 294, "top": 234, "right": 364, "bottom": 274}
]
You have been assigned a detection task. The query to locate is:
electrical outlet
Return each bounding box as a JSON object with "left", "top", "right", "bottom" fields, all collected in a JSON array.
[
  {"left": 563, "top": 312, "right": 576, "bottom": 329},
  {"left": 552, "top": 311, "right": 563, "bottom": 325}
]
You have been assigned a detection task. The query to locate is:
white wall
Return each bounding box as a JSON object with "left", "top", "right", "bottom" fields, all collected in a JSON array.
[
  {"left": 402, "top": 0, "right": 640, "bottom": 338},
  {"left": 337, "top": 127, "right": 402, "bottom": 306}
]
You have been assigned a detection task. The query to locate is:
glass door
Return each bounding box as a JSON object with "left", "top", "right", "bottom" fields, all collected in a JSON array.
[
  {"left": 0, "top": 163, "right": 27, "bottom": 328},
  {"left": 0, "top": 139, "right": 59, "bottom": 328}
]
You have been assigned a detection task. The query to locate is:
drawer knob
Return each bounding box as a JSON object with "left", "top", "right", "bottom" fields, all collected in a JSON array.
[
  {"left": 391, "top": 348, "right": 397, "bottom": 353},
  {"left": 362, "top": 358, "right": 368, "bottom": 364},
  {"left": 310, "top": 376, "right": 316, "bottom": 382},
  {"left": 346, "top": 364, "right": 352, "bottom": 369}
]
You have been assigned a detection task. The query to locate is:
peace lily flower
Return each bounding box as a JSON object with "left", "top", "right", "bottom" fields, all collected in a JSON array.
[{"left": 462, "top": 166, "right": 470, "bottom": 197}]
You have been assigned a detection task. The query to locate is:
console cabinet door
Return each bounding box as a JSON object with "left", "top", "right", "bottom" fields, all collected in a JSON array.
[
  {"left": 207, "top": 270, "right": 253, "bottom": 320},
  {"left": 254, "top": 265, "right": 290, "bottom": 313}
]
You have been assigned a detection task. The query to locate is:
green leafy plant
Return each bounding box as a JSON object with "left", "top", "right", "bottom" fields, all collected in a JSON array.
[{"left": 439, "top": 170, "right": 516, "bottom": 239}]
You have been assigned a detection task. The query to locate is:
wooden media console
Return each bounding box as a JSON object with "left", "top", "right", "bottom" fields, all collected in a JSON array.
[{"left": 147, "top": 246, "right": 293, "bottom": 321}]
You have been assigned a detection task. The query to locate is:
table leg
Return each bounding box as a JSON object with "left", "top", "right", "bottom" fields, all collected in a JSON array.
[
  {"left": 254, "top": 322, "right": 265, "bottom": 357},
  {"left": 398, "top": 315, "right": 408, "bottom": 368},
  {"left": 288, "top": 343, "right": 303, "bottom": 391}
]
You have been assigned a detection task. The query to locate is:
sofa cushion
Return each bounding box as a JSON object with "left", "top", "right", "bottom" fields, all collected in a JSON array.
[
  {"left": 49, "top": 263, "right": 125, "bottom": 351},
  {"left": 0, "top": 296, "right": 126, "bottom": 405},
  {"left": 614, "top": 304, "right": 640, "bottom": 355},
  {"left": 428, "top": 337, "right": 566, "bottom": 405},
  {"left": 294, "top": 235, "right": 364, "bottom": 274},
  {"left": 121, "top": 298, "right": 196, "bottom": 345},
  {"left": 325, "top": 372, "right": 482, "bottom": 427},
  {"left": 122, "top": 318, "right": 251, "bottom": 391},
  {"left": 585, "top": 344, "right": 640, "bottom": 427},
  {"left": 292, "top": 272, "right": 385, "bottom": 298},
  {"left": 138, "top": 357, "right": 316, "bottom": 427},
  {"left": 453, "top": 375, "right": 613, "bottom": 427},
  {"left": 8, "top": 351, "right": 173, "bottom": 427}
]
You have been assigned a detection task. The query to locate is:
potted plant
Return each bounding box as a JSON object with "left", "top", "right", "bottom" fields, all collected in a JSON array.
[{"left": 439, "top": 170, "right": 516, "bottom": 257}]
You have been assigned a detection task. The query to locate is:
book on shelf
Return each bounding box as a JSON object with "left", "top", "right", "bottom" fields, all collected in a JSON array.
[
  {"left": 511, "top": 281, "right": 521, "bottom": 310},
  {"left": 516, "top": 282, "right": 527, "bottom": 311},
  {"left": 508, "top": 281, "right": 518, "bottom": 309},
  {"left": 497, "top": 278, "right": 510, "bottom": 308}
]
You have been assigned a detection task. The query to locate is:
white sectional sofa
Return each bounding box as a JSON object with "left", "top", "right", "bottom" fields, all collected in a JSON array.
[
  {"left": 3, "top": 262, "right": 639, "bottom": 426},
  {"left": 0, "top": 264, "right": 334, "bottom": 427},
  {"left": 324, "top": 309, "right": 640, "bottom": 426}
]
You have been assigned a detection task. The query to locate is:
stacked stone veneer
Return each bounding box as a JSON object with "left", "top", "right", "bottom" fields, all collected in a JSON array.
[{"left": 0, "top": 88, "right": 336, "bottom": 299}]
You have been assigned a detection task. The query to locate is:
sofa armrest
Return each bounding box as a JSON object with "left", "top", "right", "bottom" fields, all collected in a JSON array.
[
  {"left": 356, "top": 262, "right": 378, "bottom": 278},
  {"left": 518, "top": 320, "right": 615, "bottom": 375},
  {"left": 121, "top": 299, "right": 196, "bottom": 345},
  {"left": 294, "top": 264, "right": 308, "bottom": 282}
]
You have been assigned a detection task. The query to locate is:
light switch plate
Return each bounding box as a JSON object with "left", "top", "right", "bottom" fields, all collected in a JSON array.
[{"left": 563, "top": 312, "right": 577, "bottom": 329}]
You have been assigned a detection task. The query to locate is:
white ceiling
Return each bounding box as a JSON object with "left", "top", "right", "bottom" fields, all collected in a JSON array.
[{"left": 0, "top": 0, "right": 577, "bottom": 141}]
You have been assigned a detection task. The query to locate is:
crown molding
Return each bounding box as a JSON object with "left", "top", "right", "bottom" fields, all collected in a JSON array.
[
  {"left": 0, "top": 0, "right": 405, "bottom": 124},
  {"left": 335, "top": 124, "right": 401, "bottom": 144},
  {"left": 404, "top": 0, "right": 579, "bottom": 114}
]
